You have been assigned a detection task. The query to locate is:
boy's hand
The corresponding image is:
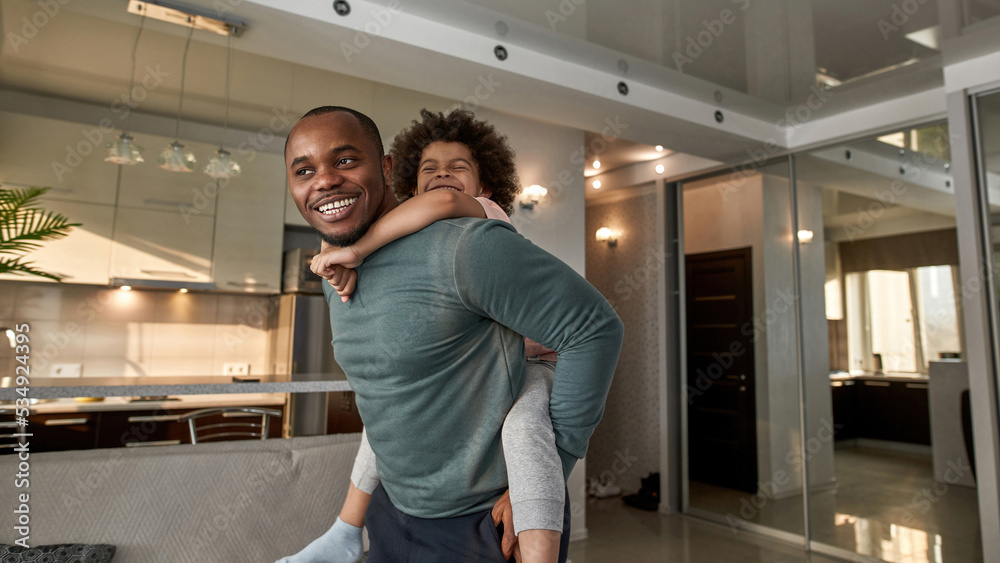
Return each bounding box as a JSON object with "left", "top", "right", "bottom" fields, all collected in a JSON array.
[
  {"left": 326, "top": 265, "right": 357, "bottom": 303},
  {"left": 311, "top": 246, "right": 365, "bottom": 277}
]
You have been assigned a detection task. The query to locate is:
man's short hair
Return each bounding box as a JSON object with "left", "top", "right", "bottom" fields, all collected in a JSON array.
[{"left": 291, "top": 106, "right": 385, "bottom": 160}]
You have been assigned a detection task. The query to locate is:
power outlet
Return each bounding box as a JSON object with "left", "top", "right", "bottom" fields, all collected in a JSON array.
[
  {"left": 51, "top": 363, "right": 83, "bottom": 378},
  {"left": 223, "top": 363, "right": 250, "bottom": 376}
]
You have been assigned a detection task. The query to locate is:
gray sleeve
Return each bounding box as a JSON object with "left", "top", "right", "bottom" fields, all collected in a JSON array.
[
  {"left": 502, "top": 361, "right": 565, "bottom": 534},
  {"left": 350, "top": 427, "right": 380, "bottom": 495}
]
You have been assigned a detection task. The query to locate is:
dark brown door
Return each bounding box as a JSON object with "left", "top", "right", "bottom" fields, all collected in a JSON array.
[{"left": 686, "top": 247, "right": 757, "bottom": 493}]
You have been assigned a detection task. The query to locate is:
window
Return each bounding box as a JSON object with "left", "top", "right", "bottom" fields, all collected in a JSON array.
[{"left": 843, "top": 267, "right": 963, "bottom": 374}]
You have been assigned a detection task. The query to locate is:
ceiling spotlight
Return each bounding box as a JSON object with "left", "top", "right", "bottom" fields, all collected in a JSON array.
[
  {"left": 120, "top": 285, "right": 133, "bottom": 291},
  {"left": 593, "top": 180, "right": 602, "bottom": 190},
  {"left": 655, "top": 145, "right": 664, "bottom": 152},
  {"left": 655, "top": 164, "right": 665, "bottom": 174},
  {"left": 593, "top": 160, "right": 601, "bottom": 169}
]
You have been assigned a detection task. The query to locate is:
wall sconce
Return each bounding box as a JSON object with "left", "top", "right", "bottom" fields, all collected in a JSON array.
[
  {"left": 797, "top": 230, "right": 814, "bottom": 244},
  {"left": 596, "top": 227, "right": 619, "bottom": 247},
  {"left": 519, "top": 184, "right": 548, "bottom": 210}
]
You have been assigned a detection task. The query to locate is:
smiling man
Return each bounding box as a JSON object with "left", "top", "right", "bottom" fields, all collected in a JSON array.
[{"left": 285, "top": 106, "right": 623, "bottom": 562}]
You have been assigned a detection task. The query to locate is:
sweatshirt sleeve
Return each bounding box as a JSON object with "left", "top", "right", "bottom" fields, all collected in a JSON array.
[{"left": 454, "top": 220, "right": 624, "bottom": 478}]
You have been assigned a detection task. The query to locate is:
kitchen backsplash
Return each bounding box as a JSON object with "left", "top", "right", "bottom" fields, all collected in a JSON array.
[{"left": 0, "top": 281, "right": 278, "bottom": 378}]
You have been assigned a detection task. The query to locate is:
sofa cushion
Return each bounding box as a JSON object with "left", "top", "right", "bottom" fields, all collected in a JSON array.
[{"left": 0, "top": 543, "right": 115, "bottom": 562}]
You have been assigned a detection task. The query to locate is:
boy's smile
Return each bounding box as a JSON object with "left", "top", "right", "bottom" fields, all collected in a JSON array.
[{"left": 417, "top": 142, "right": 492, "bottom": 199}]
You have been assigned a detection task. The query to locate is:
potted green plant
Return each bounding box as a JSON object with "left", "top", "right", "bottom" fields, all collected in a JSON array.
[{"left": 0, "top": 185, "right": 81, "bottom": 281}]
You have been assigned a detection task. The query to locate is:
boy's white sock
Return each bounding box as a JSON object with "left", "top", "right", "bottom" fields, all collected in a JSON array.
[{"left": 276, "top": 517, "right": 364, "bottom": 563}]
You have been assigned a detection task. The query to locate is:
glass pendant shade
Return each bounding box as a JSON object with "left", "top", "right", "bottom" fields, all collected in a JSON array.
[
  {"left": 104, "top": 132, "right": 145, "bottom": 165},
  {"left": 157, "top": 141, "right": 197, "bottom": 172},
  {"left": 204, "top": 148, "right": 241, "bottom": 179}
]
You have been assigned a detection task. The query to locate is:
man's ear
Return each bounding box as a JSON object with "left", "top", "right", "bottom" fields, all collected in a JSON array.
[{"left": 382, "top": 154, "right": 393, "bottom": 190}]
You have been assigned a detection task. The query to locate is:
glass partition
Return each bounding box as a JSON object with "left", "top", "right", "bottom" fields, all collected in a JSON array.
[
  {"left": 963, "top": 0, "right": 1000, "bottom": 28},
  {"left": 795, "top": 123, "right": 982, "bottom": 562},
  {"left": 973, "top": 90, "right": 1000, "bottom": 332},
  {"left": 682, "top": 159, "right": 806, "bottom": 538}
]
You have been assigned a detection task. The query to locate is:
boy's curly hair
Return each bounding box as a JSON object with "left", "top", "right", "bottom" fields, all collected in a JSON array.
[{"left": 390, "top": 109, "right": 520, "bottom": 215}]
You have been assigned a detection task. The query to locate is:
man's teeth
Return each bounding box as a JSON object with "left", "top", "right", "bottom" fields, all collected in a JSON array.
[{"left": 318, "top": 197, "right": 358, "bottom": 214}]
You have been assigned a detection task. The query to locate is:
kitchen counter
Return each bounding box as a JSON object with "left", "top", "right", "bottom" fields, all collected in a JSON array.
[
  {"left": 13, "top": 393, "right": 288, "bottom": 414},
  {"left": 0, "top": 375, "right": 352, "bottom": 401},
  {"left": 829, "top": 372, "right": 929, "bottom": 382}
]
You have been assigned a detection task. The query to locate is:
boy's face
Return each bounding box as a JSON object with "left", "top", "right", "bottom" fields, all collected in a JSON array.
[{"left": 415, "top": 142, "right": 491, "bottom": 199}]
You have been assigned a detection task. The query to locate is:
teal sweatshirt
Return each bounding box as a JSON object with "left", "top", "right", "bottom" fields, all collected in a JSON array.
[{"left": 323, "top": 217, "right": 623, "bottom": 518}]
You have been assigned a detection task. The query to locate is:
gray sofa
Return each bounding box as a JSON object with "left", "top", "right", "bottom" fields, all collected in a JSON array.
[{"left": 0, "top": 433, "right": 361, "bottom": 562}]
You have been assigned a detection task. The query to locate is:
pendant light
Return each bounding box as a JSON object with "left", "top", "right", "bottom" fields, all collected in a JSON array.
[
  {"left": 105, "top": 13, "right": 147, "bottom": 165},
  {"left": 204, "top": 31, "right": 241, "bottom": 179},
  {"left": 157, "top": 22, "right": 197, "bottom": 172}
]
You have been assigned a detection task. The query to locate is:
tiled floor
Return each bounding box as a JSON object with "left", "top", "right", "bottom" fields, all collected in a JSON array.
[
  {"left": 659, "top": 446, "right": 982, "bottom": 562},
  {"left": 568, "top": 498, "right": 842, "bottom": 563}
]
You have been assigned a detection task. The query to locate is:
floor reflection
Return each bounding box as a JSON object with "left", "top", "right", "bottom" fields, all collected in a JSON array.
[{"left": 846, "top": 515, "right": 943, "bottom": 562}]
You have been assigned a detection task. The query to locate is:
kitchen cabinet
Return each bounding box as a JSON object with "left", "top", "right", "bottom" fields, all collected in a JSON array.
[
  {"left": 0, "top": 200, "right": 115, "bottom": 285},
  {"left": 285, "top": 187, "right": 309, "bottom": 227},
  {"left": 26, "top": 412, "right": 100, "bottom": 453},
  {"left": 0, "top": 111, "right": 118, "bottom": 205},
  {"left": 211, "top": 151, "right": 286, "bottom": 293},
  {"left": 832, "top": 377, "right": 931, "bottom": 446},
  {"left": 1, "top": 109, "right": 287, "bottom": 291},
  {"left": 115, "top": 132, "right": 221, "bottom": 214},
  {"left": 109, "top": 207, "right": 214, "bottom": 283},
  {"left": 0, "top": 404, "right": 285, "bottom": 455}
]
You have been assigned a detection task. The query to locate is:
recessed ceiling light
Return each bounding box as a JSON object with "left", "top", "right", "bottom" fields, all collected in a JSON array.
[
  {"left": 655, "top": 145, "right": 664, "bottom": 152},
  {"left": 593, "top": 180, "right": 602, "bottom": 189},
  {"left": 120, "top": 285, "right": 133, "bottom": 291},
  {"left": 655, "top": 164, "right": 665, "bottom": 174},
  {"left": 593, "top": 160, "right": 601, "bottom": 169}
]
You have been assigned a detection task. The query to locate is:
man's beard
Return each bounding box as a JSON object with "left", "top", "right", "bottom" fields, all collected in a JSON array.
[{"left": 318, "top": 215, "right": 374, "bottom": 248}]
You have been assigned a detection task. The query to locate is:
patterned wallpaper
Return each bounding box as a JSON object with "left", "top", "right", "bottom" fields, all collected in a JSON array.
[{"left": 585, "top": 189, "right": 663, "bottom": 494}]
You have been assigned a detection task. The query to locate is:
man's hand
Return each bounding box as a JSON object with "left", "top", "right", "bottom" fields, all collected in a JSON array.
[{"left": 491, "top": 490, "right": 519, "bottom": 560}]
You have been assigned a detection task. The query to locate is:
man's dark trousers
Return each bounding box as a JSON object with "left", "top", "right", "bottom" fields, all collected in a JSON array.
[{"left": 366, "top": 484, "right": 571, "bottom": 562}]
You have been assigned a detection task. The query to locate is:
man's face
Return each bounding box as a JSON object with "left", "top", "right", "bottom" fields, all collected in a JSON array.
[
  {"left": 415, "top": 142, "right": 491, "bottom": 199},
  {"left": 285, "top": 112, "right": 393, "bottom": 247}
]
